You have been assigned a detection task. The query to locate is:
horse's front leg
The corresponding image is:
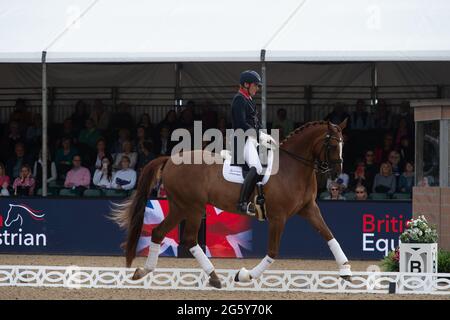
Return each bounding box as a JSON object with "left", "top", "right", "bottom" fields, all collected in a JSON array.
[
  {"left": 235, "top": 216, "right": 286, "bottom": 282},
  {"left": 300, "top": 202, "right": 352, "bottom": 280}
]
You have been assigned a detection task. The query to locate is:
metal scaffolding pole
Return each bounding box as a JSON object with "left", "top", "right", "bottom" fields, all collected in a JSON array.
[
  {"left": 261, "top": 49, "right": 267, "bottom": 129},
  {"left": 41, "top": 51, "right": 48, "bottom": 197}
]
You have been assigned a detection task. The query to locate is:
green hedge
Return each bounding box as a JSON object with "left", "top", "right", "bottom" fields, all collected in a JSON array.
[{"left": 381, "top": 249, "right": 450, "bottom": 273}]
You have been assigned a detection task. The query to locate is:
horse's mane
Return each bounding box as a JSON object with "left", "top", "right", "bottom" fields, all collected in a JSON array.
[{"left": 280, "top": 120, "right": 330, "bottom": 146}]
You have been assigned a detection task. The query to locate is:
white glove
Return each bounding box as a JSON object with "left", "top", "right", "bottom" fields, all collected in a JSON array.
[{"left": 259, "top": 131, "right": 278, "bottom": 149}]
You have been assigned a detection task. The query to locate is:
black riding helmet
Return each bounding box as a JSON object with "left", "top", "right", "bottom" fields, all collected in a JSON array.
[{"left": 240, "top": 70, "right": 262, "bottom": 86}]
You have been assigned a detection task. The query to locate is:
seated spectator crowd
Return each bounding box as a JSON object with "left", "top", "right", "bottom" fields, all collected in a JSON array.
[{"left": 0, "top": 98, "right": 415, "bottom": 200}]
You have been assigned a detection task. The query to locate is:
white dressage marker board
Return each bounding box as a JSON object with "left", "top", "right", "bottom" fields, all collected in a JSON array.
[{"left": 0, "top": 265, "right": 449, "bottom": 295}]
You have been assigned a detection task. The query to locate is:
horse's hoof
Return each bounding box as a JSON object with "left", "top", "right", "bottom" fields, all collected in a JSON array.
[
  {"left": 341, "top": 275, "right": 352, "bottom": 282},
  {"left": 132, "top": 268, "right": 150, "bottom": 280},
  {"left": 209, "top": 277, "right": 222, "bottom": 289}
]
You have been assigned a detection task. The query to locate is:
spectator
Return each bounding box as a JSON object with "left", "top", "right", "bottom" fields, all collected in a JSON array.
[
  {"left": 93, "top": 155, "right": 114, "bottom": 189},
  {"left": 324, "top": 103, "right": 350, "bottom": 125},
  {"left": 9, "top": 98, "right": 33, "bottom": 130},
  {"left": 154, "top": 125, "right": 174, "bottom": 156},
  {"left": 200, "top": 103, "right": 218, "bottom": 130},
  {"left": 111, "top": 128, "right": 131, "bottom": 154},
  {"left": 272, "top": 108, "right": 294, "bottom": 137},
  {"left": 33, "top": 149, "right": 57, "bottom": 187},
  {"left": 6, "top": 142, "right": 33, "bottom": 180},
  {"left": 56, "top": 118, "right": 78, "bottom": 147},
  {"left": 94, "top": 138, "right": 110, "bottom": 170},
  {"left": 349, "top": 161, "right": 369, "bottom": 190},
  {"left": 13, "top": 164, "right": 35, "bottom": 196},
  {"left": 355, "top": 185, "right": 368, "bottom": 200},
  {"left": 363, "top": 149, "right": 378, "bottom": 190},
  {"left": 158, "top": 110, "right": 179, "bottom": 133},
  {"left": 89, "top": 99, "right": 110, "bottom": 133},
  {"left": 0, "top": 162, "right": 11, "bottom": 196},
  {"left": 388, "top": 150, "right": 402, "bottom": 182},
  {"left": 55, "top": 137, "right": 79, "bottom": 180},
  {"left": 398, "top": 136, "right": 414, "bottom": 164},
  {"left": 70, "top": 100, "right": 89, "bottom": 133},
  {"left": 373, "top": 162, "right": 396, "bottom": 195},
  {"left": 374, "top": 133, "right": 394, "bottom": 164},
  {"left": 64, "top": 155, "right": 91, "bottom": 192},
  {"left": 137, "top": 113, "right": 155, "bottom": 137},
  {"left": 113, "top": 140, "right": 137, "bottom": 170},
  {"left": 136, "top": 140, "right": 156, "bottom": 175},
  {"left": 398, "top": 162, "right": 415, "bottom": 194},
  {"left": 372, "top": 99, "right": 392, "bottom": 129},
  {"left": 110, "top": 102, "right": 134, "bottom": 131},
  {"left": 135, "top": 126, "right": 149, "bottom": 154},
  {"left": 324, "top": 182, "right": 346, "bottom": 200},
  {"left": 112, "top": 156, "right": 136, "bottom": 190},
  {"left": 394, "top": 117, "right": 410, "bottom": 147},
  {"left": 26, "top": 113, "right": 42, "bottom": 147},
  {"left": 179, "top": 107, "right": 195, "bottom": 130},
  {"left": 78, "top": 118, "right": 101, "bottom": 151},
  {"left": 350, "top": 99, "right": 371, "bottom": 130},
  {"left": 326, "top": 172, "right": 349, "bottom": 193},
  {"left": 1, "top": 121, "right": 25, "bottom": 160}
]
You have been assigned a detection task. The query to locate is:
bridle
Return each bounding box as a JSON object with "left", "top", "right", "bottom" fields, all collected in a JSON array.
[{"left": 279, "top": 131, "right": 343, "bottom": 174}]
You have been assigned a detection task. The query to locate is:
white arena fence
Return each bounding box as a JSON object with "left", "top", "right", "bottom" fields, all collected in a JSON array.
[{"left": 0, "top": 265, "right": 449, "bottom": 295}]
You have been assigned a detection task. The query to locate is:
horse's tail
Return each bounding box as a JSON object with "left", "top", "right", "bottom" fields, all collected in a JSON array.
[{"left": 110, "top": 156, "right": 170, "bottom": 267}]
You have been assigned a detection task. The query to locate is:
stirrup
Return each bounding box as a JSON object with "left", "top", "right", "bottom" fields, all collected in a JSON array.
[{"left": 238, "top": 202, "right": 256, "bottom": 216}]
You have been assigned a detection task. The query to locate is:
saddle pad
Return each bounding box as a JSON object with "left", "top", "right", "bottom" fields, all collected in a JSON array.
[{"left": 222, "top": 149, "right": 273, "bottom": 185}]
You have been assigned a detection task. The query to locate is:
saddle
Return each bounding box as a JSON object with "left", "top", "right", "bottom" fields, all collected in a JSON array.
[{"left": 221, "top": 149, "right": 274, "bottom": 221}]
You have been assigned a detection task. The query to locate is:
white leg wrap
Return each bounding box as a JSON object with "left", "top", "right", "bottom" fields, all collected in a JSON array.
[
  {"left": 190, "top": 244, "right": 214, "bottom": 275},
  {"left": 328, "top": 239, "right": 348, "bottom": 266},
  {"left": 328, "top": 238, "right": 352, "bottom": 277},
  {"left": 249, "top": 255, "right": 275, "bottom": 279},
  {"left": 144, "top": 241, "right": 160, "bottom": 271}
]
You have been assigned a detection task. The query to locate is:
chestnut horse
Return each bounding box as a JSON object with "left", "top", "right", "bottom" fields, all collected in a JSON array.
[{"left": 112, "top": 119, "right": 352, "bottom": 288}]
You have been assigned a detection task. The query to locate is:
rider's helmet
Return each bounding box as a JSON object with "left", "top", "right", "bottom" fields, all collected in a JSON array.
[{"left": 240, "top": 70, "right": 262, "bottom": 86}]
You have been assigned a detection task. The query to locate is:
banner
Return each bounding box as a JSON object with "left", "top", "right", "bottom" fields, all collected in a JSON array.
[{"left": 0, "top": 198, "right": 411, "bottom": 260}]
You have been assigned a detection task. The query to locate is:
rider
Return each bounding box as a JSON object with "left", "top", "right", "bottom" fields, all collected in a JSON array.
[{"left": 231, "top": 70, "right": 275, "bottom": 214}]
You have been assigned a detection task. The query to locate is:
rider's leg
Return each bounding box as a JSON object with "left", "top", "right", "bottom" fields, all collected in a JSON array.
[{"left": 237, "top": 137, "right": 263, "bottom": 213}]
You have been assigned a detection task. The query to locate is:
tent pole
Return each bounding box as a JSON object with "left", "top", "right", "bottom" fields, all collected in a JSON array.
[
  {"left": 41, "top": 51, "right": 48, "bottom": 197},
  {"left": 261, "top": 50, "right": 267, "bottom": 129},
  {"left": 371, "top": 62, "right": 378, "bottom": 106}
]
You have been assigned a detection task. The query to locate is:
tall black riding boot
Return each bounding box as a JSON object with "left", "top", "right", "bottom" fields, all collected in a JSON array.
[{"left": 237, "top": 167, "right": 258, "bottom": 214}]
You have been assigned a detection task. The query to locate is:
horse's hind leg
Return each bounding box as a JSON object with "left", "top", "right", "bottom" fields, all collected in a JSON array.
[
  {"left": 132, "top": 202, "right": 184, "bottom": 280},
  {"left": 300, "top": 201, "right": 352, "bottom": 281},
  {"left": 182, "top": 208, "right": 222, "bottom": 289}
]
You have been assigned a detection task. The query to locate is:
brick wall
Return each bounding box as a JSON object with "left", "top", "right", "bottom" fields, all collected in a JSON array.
[{"left": 413, "top": 186, "right": 450, "bottom": 251}]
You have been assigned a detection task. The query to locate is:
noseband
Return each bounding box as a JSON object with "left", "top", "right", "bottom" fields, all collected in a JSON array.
[{"left": 279, "top": 131, "right": 343, "bottom": 174}]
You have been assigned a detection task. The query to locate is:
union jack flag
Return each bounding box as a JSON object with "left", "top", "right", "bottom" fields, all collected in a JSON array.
[{"left": 137, "top": 200, "right": 252, "bottom": 258}]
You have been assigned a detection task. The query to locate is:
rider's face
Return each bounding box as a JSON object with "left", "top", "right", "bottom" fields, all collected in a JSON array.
[{"left": 247, "top": 83, "right": 260, "bottom": 96}]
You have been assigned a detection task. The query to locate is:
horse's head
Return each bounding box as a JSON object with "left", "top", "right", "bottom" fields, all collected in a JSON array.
[
  {"left": 314, "top": 119, "right": 347, "bottom": 180},
  {"left": 4, "top": 204, "right": 44, "bottom": 227}
]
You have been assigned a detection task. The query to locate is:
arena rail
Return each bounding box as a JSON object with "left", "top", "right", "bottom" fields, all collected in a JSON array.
[{"left": 0, "top": 265, "right": 449, "bottom": 295}]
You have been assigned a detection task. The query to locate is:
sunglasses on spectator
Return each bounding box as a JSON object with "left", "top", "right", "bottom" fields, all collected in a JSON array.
[
  {"left": 356, "top": 191, "right": 365, "bottom": 194},
  {"left": 331, "top": 188, "right": 338, "bottom": 191}
]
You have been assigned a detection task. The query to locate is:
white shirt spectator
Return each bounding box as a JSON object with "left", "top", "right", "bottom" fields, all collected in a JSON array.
[
  {"left": 113, "top": 152, "right": 137, "bottom": 169},
  {"left": 93, "top": 169, "right": 114, "bottom": 189},
  {"left": 112, "top": 168, "right": 136, "bottom": 190}
]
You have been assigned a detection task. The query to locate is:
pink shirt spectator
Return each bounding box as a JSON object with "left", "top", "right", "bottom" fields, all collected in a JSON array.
[
  {"left": 0, "top": 175, "right": 10, "bottom": 188},
  {"left": 13, "top": 176, "right": 35, "bottom": 195},
  {"left": 64, "top": 166, "right": 91, "bottom": 188}
]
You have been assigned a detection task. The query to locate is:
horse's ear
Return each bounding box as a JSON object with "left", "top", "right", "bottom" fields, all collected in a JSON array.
[{"left": 338, "top": 118, "right": 348, "bottom": 130}]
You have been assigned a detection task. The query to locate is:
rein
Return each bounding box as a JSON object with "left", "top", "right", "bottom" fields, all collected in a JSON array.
[{"left": 279, "top": 133, "right": 343, "bottom": 174}]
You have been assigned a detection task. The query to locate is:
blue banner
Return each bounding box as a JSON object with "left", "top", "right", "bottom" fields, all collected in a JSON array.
[
  {"left": 252, "top": 201, "right": 412, "bottom": 260},
  {"left": 0, "top": 198, "right": 411, "bottom": 259}
]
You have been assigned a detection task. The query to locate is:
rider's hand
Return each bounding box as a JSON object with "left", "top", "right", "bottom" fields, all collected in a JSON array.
[{"left": 259, "top": 131, "right": 278, "bottom": 149}]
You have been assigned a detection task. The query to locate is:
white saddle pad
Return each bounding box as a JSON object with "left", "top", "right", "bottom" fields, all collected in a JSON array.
[{"left": 221, "top": 149, "right": 273, "bottom": 185}]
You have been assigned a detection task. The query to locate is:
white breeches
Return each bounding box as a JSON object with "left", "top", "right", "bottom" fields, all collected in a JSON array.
[{"left": 244, "top": 137, "right": 263, "bottom": 175}]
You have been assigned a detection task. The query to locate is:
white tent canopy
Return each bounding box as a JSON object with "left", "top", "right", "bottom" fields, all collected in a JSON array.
[{"left": 1, "top": 0, "right": 450, "bottom": 63}]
